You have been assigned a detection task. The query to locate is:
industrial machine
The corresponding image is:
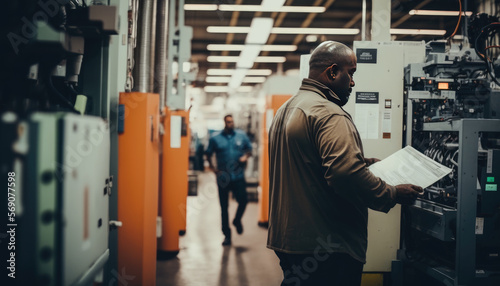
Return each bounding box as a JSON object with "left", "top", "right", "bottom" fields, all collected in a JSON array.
[
  {"left": 399, "top": 15, "right": 500, "bottom": 286},
  {"left": 1, "top": 0, "right": 194, "bottom": 284}
]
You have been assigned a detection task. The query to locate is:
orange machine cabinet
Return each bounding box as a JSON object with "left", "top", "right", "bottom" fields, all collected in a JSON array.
[
  {"left": 258, "top": 94, "right": 291, "bottom": 226},
  {"left": 158, "top": 108, "right": 190, "bottom": 254},
  {"left": 118, "top": 92, "right": 160, "bottom": 286}
]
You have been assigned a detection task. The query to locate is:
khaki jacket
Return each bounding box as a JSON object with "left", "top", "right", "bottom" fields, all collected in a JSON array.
[{"left": 267, "top": 78, "right": 397, "bottom": 263}]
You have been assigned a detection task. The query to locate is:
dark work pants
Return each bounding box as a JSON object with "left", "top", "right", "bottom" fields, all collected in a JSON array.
[
  {"left": 275, "top": 251, "right": 363, "bottom": 286},
  {"left": 217, "top": 178, "right": 248, "bottom": 238}
]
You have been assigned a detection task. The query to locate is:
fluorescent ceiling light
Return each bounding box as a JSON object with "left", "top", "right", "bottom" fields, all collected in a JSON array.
[
  {"left": 229, "top": 69, "right": 248, "bottom": 88},
  {"left": 184, "top": 4, "right": 218, "bottom": 11},
  {"left": 246, "top": 18, "right": 274, "bottom": 44},
  {"left": 207, "top": 26, "right": 251, "bottom": 33},
  {"left": 254, "top": 56, "right": 286, "bottom": 63},
  {"left": 207, "top": 56, "right": 286, "bottom": 63},
  {"left": 220, "top": 5, "right": 325, "bottom": 13},
  {"left": 207, "top": 69, "right": 273, "bottom": 76},
  {"left": 272, "top": 27, "right": 359, "bottom": 35},
  {"left": 207, "top": 26, "right": 360, "bottom": 35},
  {"left": 185, "top": 4, "right": 325, "bottom": 13},
  {"left": 390, "top": 28, "right": 446, "bottom": 36},
  {"left": 262, "top": 0, "right": 286, "bottom": 10},
  {"left": 237, "top": 45, "right": 262, "bottom": 68},
  {"left": 409, "top": 10, "right": 473, "bottom": 16},
  {"left": 203, "top": 86, "right": 255, "bottom": 93},
  {"left": 242, "top": 77, "right": 267, "bottom": 83},
  {"left": 237, "top": 86, "right": 254, "bottom": 93},
  {"left": 206, "top": 76, "right": 232, "bottom": 83},
  {"left": 207, "top": 56, "right": 240, "bottom": 62},
  {"left": 207, "top": 44, "right": 297, "bottom": 52},
  {"left": 207, "top": 76, "right": 267, "bottom": 83},
  {"left": 230, "top": 17, "right": 274, "bottom": 88},
  {"left": 306, "top": 35, "right": 318, "bottom": 42}
]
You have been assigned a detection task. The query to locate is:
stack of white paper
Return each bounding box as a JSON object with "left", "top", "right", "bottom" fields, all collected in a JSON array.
[{"left": 368, "top": 146, "right": 453, "bottom": 188}]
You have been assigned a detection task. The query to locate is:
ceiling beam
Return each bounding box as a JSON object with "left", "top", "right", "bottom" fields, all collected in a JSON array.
[
  {"left": 392, "top": 0, "right": 433, "bottom": 28},
  {"left": 292, "top": 0, "right": 337, "bottom": 45},
  {"left": 220, "top": 0, "right": 244, "bottom": 69}
]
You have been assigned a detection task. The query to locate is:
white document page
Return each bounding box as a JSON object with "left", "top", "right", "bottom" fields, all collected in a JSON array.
[
  {"left": 355, "top": 104, "right": 379, "bottom": 139},
  {"left": 368, "top": 146, "right": 452, "bottom": 188}
]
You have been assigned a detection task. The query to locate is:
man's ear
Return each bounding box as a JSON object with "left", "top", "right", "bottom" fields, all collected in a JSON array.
[{"left": 329, "top": 64, "right": 339, "bottom": 79}]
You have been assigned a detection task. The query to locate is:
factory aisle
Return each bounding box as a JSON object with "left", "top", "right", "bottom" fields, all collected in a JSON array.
[{"left": 156, "top": 171, "right": 283, "bottom": 286}]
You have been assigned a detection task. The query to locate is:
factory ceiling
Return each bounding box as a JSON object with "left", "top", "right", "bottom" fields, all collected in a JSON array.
[{"left": 185, "top": 0, "right": 477, "bottom": 90}]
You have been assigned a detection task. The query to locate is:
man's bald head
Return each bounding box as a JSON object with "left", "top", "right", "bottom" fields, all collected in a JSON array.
[
  {"left": 306, "top": 41, "right": 357, "bottom": 106},
  {"left": 308, "top": 41, "right": 354, "bottom": 78}
]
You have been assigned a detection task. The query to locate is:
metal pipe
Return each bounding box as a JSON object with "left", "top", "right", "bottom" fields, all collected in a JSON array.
[
  {"left": 166, "top": 0, "right": 176, "bottom": 107},
  {"left": 155, "top": 0, "right": 169, "bottom": 107},
  {"left": 149, "top": 0, "right": 157, "bottom": 92},
  {"left": 463, "top": 0, "right": 468, "bottom": 42},
  {"left": 135, "top": 0, "right": 153, "bottom": 92},
  {"left": 362, "top": 0, "right": 367, "bottom": 41},
  {"left": 178, "top": 0, "right": 185, "bottom": 29}
]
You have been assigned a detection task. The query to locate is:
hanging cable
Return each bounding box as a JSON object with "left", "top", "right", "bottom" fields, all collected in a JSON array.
[
  {"left": 474, "top": 22, "right": 500, "bottom": 86},
  {"left": 484, "top": 45, "right": 500, "bottom": 62},
  {"left": 46, "top": 74, "right": 79, "bottom": 113},
  {"left": 447, "top": 0, "right": 462, "bottom": 40}
]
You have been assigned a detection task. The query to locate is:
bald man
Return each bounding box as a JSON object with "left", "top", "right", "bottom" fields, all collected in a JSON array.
[{"left": 267, "top": 41, "right": 423, "bottom": 285}]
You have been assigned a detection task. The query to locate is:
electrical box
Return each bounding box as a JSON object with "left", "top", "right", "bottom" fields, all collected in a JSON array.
[{"left": 346, "top": 41, "right": 425, "bottom": 272}]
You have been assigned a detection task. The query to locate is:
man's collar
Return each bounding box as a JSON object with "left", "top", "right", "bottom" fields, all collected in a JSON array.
[
  {"left": 223, "top": 129, "right": 235, "bottom": 135},
  {"left": 300, "top": 78, "right": 343, "bottom": 106}
]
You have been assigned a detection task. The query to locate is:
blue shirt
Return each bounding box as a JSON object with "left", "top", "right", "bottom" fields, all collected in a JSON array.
[{"left": 206, "top": 129, "right": 252, "bottom": 181}]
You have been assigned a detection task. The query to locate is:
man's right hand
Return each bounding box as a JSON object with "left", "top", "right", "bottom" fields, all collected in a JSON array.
[{"left": 395, "top": 184, "right": 424, "bottom": 204}]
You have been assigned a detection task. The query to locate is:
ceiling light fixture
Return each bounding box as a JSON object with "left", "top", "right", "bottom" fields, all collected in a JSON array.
[
  {"left": 219, "top": 5, "right": 325, "bottom": 13},
  {"left": 184, "top": 4, "right": 218, "bottom": 11},
  {"left": 227, "top": 17, "right": 276, "bottom": 88},
  {"left": 207, "top": 26, "right": 251, "bottom": 33},
  {"left": 390, "top": 28, "right": 447, "bottom": 35},
  {"left": 203, "top": 86, "right": 255, "bottom": 93},
  {"left": 184, "top": 4, "right": 325, "bottom": 13},
  {"left": 229, "top": 69, "right": 249, "bottom": 88},
  {"left": 206, "top": 76, "right": 268, "bottom": 84},
  {"left": 261, "top": 0, "right": 286, "bottom": 10},
  {"left": 207, "top": 26, "right": 360, "bottom": 35},
  {"left": 207, "top": 56, "right": 287, "bottom": 63},
  {"left": 205, "top": 76, "right": 232, "bottom": 83},
  {"left": 207, "top": 69, "right": 273, "bottom": 76},
  {"left": 246, "top": 18, "right": 274, "bottom": 44},
  {"left": 207, "top": 44, "right": 297, "bottom": 52},
  {"left": 409, "top": 10, "right": 473, "bottom": 16},
  {"left": 237, "top": 86, "right": 254, "bottom": 93},
  {"left": 305, "top": 35, "right": 318, "bottom": 42},
  {"left": 237, "top": 46, "right": 261, "bottom": 68}
]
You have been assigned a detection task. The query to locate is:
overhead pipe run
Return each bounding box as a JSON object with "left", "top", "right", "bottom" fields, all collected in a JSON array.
[
  {"left": 135, "top": 0, "right": 154, "bottom": 93},
  {"left": 155, "top": 0, "right": 169, "bottom": 107}
]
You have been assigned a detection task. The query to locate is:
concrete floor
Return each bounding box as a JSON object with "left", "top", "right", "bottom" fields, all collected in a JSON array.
[{"left": 156, "top": 171, "right": 283, "bottom": 286}]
